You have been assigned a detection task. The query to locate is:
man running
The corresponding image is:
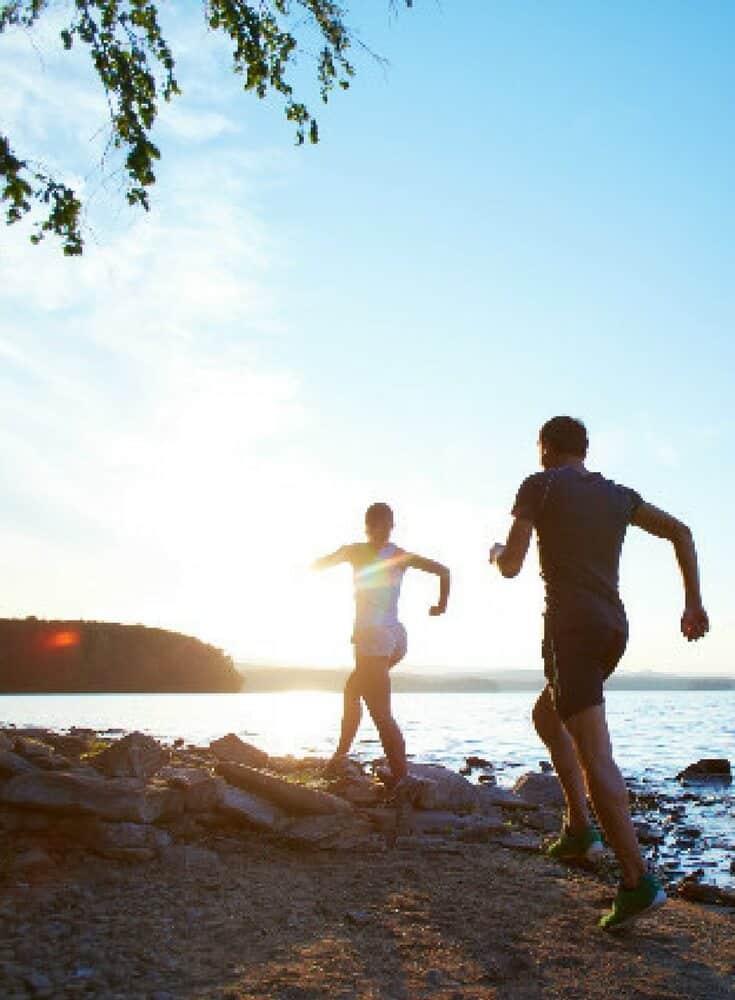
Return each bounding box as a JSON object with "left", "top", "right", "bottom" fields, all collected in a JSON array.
[
  {"left": 488, "top": 416, "right": 708, "bottom": 930},
  {"left": 313, "top": 502, "right": 450, "bottom": 791}
]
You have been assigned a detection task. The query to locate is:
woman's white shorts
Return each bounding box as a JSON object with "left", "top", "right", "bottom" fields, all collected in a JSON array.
[{"left": 352, "top": 622, "right": 408, "bottom": 662}]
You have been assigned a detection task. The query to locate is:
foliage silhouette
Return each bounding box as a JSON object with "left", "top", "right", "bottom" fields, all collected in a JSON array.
[
  {"left": 1, "top": 1, "right": 413, "bottom": 254},
  {"left": 0, "top": 618, "right": 242, "bottom": 692}
]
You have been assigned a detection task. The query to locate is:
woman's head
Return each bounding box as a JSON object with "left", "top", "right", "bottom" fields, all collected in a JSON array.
[{"left": 364, "top": 502, "right": 394, "bottom": 546}]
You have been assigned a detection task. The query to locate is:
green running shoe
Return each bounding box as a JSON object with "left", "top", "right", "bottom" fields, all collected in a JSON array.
[
  {"left": 599, "top": 873, "right": 667, "bottom": 931},
  {"left": 547, "top": 825, "right": 604, "bottom": 862}
]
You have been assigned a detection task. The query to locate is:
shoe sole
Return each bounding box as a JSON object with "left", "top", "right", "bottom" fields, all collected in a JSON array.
[{"left": 600, "top": 890, "right": 668, "bottom": 932}]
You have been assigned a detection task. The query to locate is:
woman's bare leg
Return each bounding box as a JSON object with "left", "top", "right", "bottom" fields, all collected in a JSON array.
[{"left": 358, "top": 655, "right": 407, "bottom": 782}]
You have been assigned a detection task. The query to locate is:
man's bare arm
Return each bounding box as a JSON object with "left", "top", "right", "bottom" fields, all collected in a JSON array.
[
  {"left": 311, "top": 545, "right": 353, "bottom": 571},
  {"left": 488, "top": 518, "right": 534, "bottom": 579},
  {"left": 405, "top": 553, "right": 450, "bottom": 615},
  {"left": 631, "top": 502, "right": 709, "bottom": 641}
]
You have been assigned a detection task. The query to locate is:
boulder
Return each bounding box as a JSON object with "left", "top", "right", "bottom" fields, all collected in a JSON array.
[
  {"left": 44, "top": 733, "right": 93, "bottom": 759},
  {"left": 57, "top": 818, "right": 171, "bottom": 857},
  {"left": 0, "top": 730, "right": 13, "bottom": 751},
  {"left": 157, "top": 766, "right": 221, "bottom": 813},
  {"left": 216, "top": 761, "right": 353, "bottom": 816},
  {"left": 327, "top": 775, "right": 384, "bottom": 806},
  {"left": 281, "top": 813, "right": 375, "bottom": 849},
  {"left": 209, "top": 734, "right": 268, "bottom": 768},
  {"left": 160, "top": 843, "right": 220, "bottom": 867},
  {"left": 474, "top": 785, "right": 532, "bottom": 809},
  {"left": 496, "top": 830, "right": 542, "bottom": 852},
  {"left": 91, "top": 732, "right": 169, "bottom": 780},
  {"left": 405, "top": 763, "right": 493, "bottom": 813},
  {"left": 217, "top": 782, "right": 287, "bottom": 831},
  {"left": 364, "top": 806, "right": 504, "bottom": 839},
  {"left": 13, "top": 737, "right": 73, "bottom": 771},
  {"left": 512, "top": 772, "right": 565, "bottom": 808},
  {"left": 0, "top": 807, "right": 51, "bottom": 832},
  {"left": 8, "top": 845, "right": 54, "bottom": 877},
  {"left": 0, "top": 770, "right": 184, "bottom": 823},
  {"left": 0, "top": 749, "right": 38, "bottom": 777},
  {"left": 466, "top": 756, "right": 493, "bottom": 770},
  {"left": 675, "top": 872, "right": 735, "bottom": 907},
  {"left": 676, "top": 759, "right": 732, "bottom": 784}
]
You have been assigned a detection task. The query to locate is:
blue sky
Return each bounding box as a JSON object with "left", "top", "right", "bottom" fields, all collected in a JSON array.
[{"left": 0, "top": 2, "right": 732, "bottom": 674}]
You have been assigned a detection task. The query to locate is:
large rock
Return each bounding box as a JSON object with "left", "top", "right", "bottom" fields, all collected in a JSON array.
[
  {"left": 91, "top": 732, "right": 169, "bottom": 780},
  {"left": 44, "top": 733, "right": 93, "bottom": 759},
  {"left": 209, "top": 734, "right": 268, "bottom": 768},
  {"left": 327, "top": 775, "right": 384, "bottom": 806},
  {"left": 476, "top": 785, "right": 535, "bottom": 810},
  {"left": 216, "top": 761, "right": 353, "bottom": 816},
  {"left": 676, "top": 759, "right": 732, "bottom": 784},
  {"left": 57, "top": 818, "right": 171, "bottom": 857},
  {"left": 157, "top": 766, "right": 220, "bottom": 813},
  {"left": 403, "top": 763, "right": 491, "bottom": 813},
  {"left": 217, "top": 782, "right": 287, "bottom": 831},
  {"left": 364, "top": 807, "right": 504, "bottom": 839},
  {"left": 0, "top": 731, "right": 14, "bottom": 751},
  {"left": 12, "top": 736, "right": 72, "bottom": 771},
  {"left": 0, "top": 749, "right": 38, "bottom": 777},
  {"left": 0, "top": 806, "right": 51, "bottom": 832},
  {"left": 282, "top": 813, "right": 375, "bottom": 849},
  {"left": 0, "top": 770, "right": 184, "bottom": 823},
  {"left": 512, "top": 772, "right": 565, "bottom": 808}
]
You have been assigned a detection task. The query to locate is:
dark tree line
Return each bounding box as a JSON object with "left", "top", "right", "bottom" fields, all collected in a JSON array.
[{"left": 0, "top": 618, "right": 242, "bottom": 692}]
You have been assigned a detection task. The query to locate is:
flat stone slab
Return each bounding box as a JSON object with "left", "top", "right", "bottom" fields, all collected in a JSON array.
[
  {"left": 281, "top": 813, "right": 375, "bottom": 849},
  {"left": 217, "top": 782, "right": 287, "bottom": 831},
  {"left": 0, "top": 770, "right": 184, "bottom": 823},
  {"left": 210, "top": 734, "right": 269, "bottom": 769},
  {"left": 216, "top": 762, "right": 353, "bottom": 816}
]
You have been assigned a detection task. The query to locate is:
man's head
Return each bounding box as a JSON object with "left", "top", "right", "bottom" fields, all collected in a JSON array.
[
  {"left": 538, "top": 416, "right": 588, "bottom": 469},
  {"left": 365, "top": 502, "right": 394, "bottom": 546}
]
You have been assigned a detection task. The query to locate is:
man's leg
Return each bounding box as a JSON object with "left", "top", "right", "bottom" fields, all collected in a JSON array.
[
  {"left": 357, "top": 655, "right": 407, "bottom": 782},
  {"left": 564, "top": 703, "right": 645, "bottom": 889},
  {"left": 532, "top": 687, "right": 590, "bottom": 832}
]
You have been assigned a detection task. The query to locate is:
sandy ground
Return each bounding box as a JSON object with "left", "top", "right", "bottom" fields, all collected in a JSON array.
[{"left": 1, "top": 832, "right": 733, "bottom": 1000}]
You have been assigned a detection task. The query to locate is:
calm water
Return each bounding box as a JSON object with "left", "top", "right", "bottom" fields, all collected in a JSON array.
[{"left": 1, "top": 689, "right": 733, "bottom": 885}]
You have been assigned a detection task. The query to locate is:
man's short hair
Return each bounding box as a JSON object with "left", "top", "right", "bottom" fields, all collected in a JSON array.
[
  {"left": 365, "top": 502, "right": 394, "bottom": 525},
  {"left": 539, "top": 416, "right": 588, "bottom": 458}
]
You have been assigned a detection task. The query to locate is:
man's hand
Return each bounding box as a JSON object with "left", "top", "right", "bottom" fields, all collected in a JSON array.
[
  {"left": 681, "top": 604, "right": 709, "bottom": 642},
  {"left": 488, "top": 543, "right": 505, "bottom": 564},
  {"left": 429, "top": 604, "right": 446, "bottom": 617}
]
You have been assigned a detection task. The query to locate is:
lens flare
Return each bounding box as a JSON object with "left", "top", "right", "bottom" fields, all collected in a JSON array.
[{"left": 44, "top": 629, "right": 80, "bottom": 650}]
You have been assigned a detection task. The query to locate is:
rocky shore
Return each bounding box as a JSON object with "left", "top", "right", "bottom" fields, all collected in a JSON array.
[{"left": 0, "top": 727, "right": 733, "bottom": 998}]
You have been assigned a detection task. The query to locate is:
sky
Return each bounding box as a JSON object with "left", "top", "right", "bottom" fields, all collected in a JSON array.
[{"left": 0, "top": 1, "right": 733, "bottom": 675}]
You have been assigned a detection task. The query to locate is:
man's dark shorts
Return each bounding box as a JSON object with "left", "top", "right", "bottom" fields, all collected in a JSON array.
[{"left": 542, "top": 620, "right": 627, "bottom": 722}]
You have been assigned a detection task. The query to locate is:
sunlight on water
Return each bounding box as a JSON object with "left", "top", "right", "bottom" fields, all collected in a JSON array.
[{"left": 1, "top": 689, "right": 731, "bottom": 780}]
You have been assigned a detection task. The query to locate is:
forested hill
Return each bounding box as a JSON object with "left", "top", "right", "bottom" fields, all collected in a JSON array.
[{"left": 0, "top": 619, "right": 242, "bottom": 693}]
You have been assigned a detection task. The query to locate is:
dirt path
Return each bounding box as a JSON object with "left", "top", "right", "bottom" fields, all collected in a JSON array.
[{"left": 1, "top": 835, "right": 733, "bottom": 999}]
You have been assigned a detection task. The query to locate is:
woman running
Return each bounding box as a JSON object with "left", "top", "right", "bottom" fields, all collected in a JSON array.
[{"left": 313, "top": 502, "right": 450, "bottom": 789}]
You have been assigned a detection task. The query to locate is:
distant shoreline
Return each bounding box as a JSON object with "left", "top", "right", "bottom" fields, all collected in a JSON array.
[{"left": 238, "top": 665, "right": 735, "bottom": 694}]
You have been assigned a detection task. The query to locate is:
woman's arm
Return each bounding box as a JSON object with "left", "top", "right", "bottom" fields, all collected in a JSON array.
[
  {"left": 405, "top": 553, "right": 450, "bottom": 615},
  {"left": 311, "top": 545, "right": 354, "bottom": 571}
]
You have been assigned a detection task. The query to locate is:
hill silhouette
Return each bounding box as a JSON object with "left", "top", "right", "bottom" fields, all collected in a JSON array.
[{"left": 0, "top": 618, "right": 242, "bottom": 693}]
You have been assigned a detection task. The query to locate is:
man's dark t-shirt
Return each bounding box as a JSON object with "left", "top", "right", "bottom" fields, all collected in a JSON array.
[{"left": 512, "top": 466, "right": 642, "bottom": 633}]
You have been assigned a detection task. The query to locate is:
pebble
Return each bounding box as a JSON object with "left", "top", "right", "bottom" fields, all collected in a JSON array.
[{"left": 23, "top": 971, "right": 53, "bottom": 997}]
